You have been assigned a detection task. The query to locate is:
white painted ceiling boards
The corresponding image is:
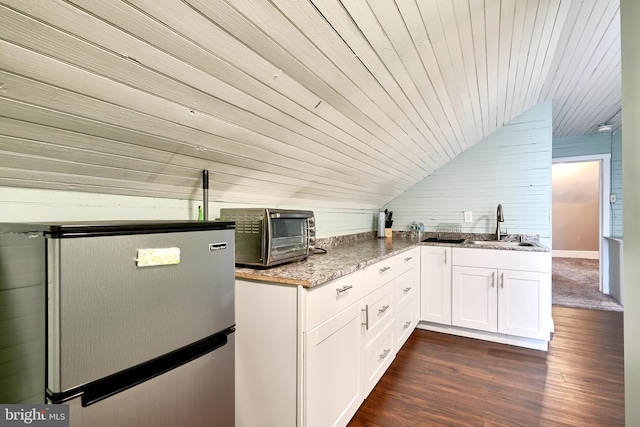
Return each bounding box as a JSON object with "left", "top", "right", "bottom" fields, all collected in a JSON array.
[{"left": 0, "top": 0, "right": 621, "bottom": 209}]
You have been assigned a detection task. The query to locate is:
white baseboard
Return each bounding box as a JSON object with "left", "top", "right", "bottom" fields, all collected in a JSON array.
[
  {"left": 416, "top": 322, "right": 550, "bottom": 351},
  {"left": 552, "top": 250, "right": 599, "bottom": 259}
]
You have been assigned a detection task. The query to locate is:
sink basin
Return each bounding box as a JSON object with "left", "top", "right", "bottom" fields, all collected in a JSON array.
[
  {"left": 465, "top": 240, "right": 535, "bottom": 247},
  {"left": 422, "top": 237, "right": 466, "bottom": 244}
]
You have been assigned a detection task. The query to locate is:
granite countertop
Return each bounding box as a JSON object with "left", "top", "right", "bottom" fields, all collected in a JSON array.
[
  {"left": 235, "top": 237, "right": 417, "bottom": 288},
  {"left": 235, "top": 233, "right": 549, "bottom": 288}
]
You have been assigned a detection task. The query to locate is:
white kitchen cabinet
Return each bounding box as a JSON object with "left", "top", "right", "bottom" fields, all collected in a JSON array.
[
  {"left": 397, "top": 247, "right": 419, "bottom": 275},
  {"left": 451, "top": 266, "right": 496, "bottom": 332},
  {"left": 394, "top": 267, "right": 418, "bottom": 350},
  {"left": 394, "top": 297, "right": 414, "bottom": 349},
  {"left": 362, "top": 280, "right": 394, "bottom": 346},
  {"left": 236, "top": 247, "right": 421, "bottom": 427},
  {"left": 397, "top": 247, "right": 421, "bottom": 330},
  {"left": 363, "top": 255, "right": 397, "bottom": 295},
  {"left": 498, "top": 269, "right": 551, "bottom": 340},
  {"left": 360, "top": 259, "right": 397, "bottom": 397},
  {"left": 363, "top": 321, "right": 394, "bottom": 395},
  {"left": 451, "top": 248, "right": 552, "bottom": 342},
  {"left": 305, "top": 302, "right": 364, "bottom": 427},
  {"left": 235, "top": 280, "right": 299, "bottom": 427},
  {"left": 451, "top": 266, "right": 550, "bottom": 340},
  {"left": 305, "top": 270, "right": 364, "bottom": 332},
  {"left": 420, "top": 246, "right": 452, "bottom": 325},
  {"left": 304, "top": 270, "right": 366, "bottom": 427}
]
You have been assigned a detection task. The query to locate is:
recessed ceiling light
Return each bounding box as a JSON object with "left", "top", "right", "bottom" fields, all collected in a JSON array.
[{"left": 597, "top": 123, "right": 612, "bottom": 132}]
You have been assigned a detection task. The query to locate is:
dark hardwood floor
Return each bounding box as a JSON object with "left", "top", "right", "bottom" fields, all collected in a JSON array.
[{"left": 348, "top": 306, "right": 624, "bottom": 427}]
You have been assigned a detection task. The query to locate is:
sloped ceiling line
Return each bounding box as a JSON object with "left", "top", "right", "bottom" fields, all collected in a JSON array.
[{"left": 0, "top": 0, "right": 622, "bottom": 208}]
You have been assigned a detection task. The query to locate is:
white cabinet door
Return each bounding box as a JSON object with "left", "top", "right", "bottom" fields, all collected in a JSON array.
[
  {"left": 498, "top": 269, "right": 551, "bottom": 339},
  {"left": 420, "top": 246, "right": 452, "bottom": 324},
  {"left": 451, "top": 266, "right": 497, "bottom": 332},
  {"left": 305, "top": 302, "right": 364, "bottom": 427}
]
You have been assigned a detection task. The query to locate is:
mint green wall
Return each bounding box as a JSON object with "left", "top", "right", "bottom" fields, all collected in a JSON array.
[
  {"left": 552, "top": 131, "right": 623, "bottom": 236},
  {"left": 0, "top": 187, "right": 376, "bottom": 238},
  {"left": 612, "top": 131, "right": 623, "bottom": 236},
  {"left": 382, "top": 101, "right": 553, "bottom": 246}
]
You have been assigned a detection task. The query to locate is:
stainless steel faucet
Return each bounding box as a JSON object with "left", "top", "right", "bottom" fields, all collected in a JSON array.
[{"left": 496, "top": 204, "right": 505, "bottom": 240}]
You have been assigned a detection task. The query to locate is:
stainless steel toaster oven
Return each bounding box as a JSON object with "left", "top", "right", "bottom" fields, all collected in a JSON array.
[{"left": 219, "top": 208, "right": 315, "bottom": 268}]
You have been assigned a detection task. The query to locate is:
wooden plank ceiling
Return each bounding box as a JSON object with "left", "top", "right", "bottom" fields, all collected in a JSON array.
[{"left": 0, "top": 0, "right": 621, "bottom": 209}]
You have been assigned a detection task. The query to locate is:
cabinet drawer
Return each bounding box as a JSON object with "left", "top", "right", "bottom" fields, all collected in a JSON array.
[
  {"left": 397, "top": 247, "right": 419, "bottom": 274},
  {"left": 394, "top": 269, "right": 416, "bottom": 310},
  {"left": 364, "top": 256, "right": 397, "bottom": 295},
  {"left": 452, "top": 247, "right": 551, "bottom": 272},
  {"left": 395, "top": 301, "right": 414, "bottom": 351},
  {"left": 364, "top": 321, "right": 394, "bottom": 397},
  {"left": 305, "top": 270, "right": 364, "bottom": 331},
  {"left": 363, "top": 281, "right": 394, "bottom": 346}
]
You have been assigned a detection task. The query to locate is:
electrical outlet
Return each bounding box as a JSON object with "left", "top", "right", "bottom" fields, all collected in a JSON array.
[{"left": 463, "top": 211, "right": 473, "bottom": 223}]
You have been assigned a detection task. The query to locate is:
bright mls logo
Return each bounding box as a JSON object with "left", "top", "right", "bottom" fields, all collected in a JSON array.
[{"left": 0, "top": 405, "right": 69, "bottom": 427}]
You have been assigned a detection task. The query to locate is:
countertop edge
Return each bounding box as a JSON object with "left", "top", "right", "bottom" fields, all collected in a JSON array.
[
  {"left": 234, "top": 237, "right": 550, "bottom": 288},
  {"left": 235, "top": 272, "right": 311, "bottom": 287}
]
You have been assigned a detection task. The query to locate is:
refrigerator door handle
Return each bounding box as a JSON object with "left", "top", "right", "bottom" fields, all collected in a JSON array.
[{"left": 47, "top": 327, "right": 234, "bottom": 407}]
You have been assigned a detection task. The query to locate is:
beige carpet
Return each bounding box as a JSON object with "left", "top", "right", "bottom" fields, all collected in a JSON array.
[{"left": 552, "top": 257, "right": 623, "bottom": 312}]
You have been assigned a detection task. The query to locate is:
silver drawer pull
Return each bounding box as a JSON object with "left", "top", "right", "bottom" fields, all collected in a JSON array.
[
  {"left": 404, "top": 256, "right": 413, "bottom": 262},
  {"left": 379, "top": 348, "right": 391, "bottom": 361},
  {"left": 336, "top": 285, "right": 353, "bottom": 295},
  {"left": 403, "top": 320, "right": 412, "bottom": 330},
  {"left": 378, "top": 304, "right": 390, "bottom": 314},
  {"left": 403, "top": 287, "right": 412, "bottom": 293},
  {"left": 362, "top": 305, "right": 369, "bottom": 330},
  {"left": 490, "top": 272, "right": 495, "bottom": 287},
  {"left": 379, "top": 266, "right": 391, "bottom": 273}
]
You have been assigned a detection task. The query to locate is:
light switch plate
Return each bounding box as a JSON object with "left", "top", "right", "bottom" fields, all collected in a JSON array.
[{"left": 463, "top": 211, "right": 473, "bottom": 223}]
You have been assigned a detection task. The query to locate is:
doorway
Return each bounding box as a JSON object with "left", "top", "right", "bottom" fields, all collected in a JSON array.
[{"left": 552, "top": 155, "right": 611, "bottom": 294}]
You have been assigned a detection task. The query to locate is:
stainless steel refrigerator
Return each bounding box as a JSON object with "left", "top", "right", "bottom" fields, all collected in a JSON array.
[{"left": 0, "top": 221, "right": 235, "bottom": 426}]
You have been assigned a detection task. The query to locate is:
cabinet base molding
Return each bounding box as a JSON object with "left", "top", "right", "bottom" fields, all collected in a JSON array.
[{"left": 416, "top": 322, "right": 549, "bottom": 351}]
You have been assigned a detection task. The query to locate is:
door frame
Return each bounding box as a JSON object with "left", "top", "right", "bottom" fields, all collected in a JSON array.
[{"left": 552, "top": 154, "right": 611, "bottom": 294}]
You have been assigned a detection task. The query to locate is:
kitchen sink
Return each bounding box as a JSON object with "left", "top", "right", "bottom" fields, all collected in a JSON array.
[
  {"left": 422, "top": 237, "right": 466, "bottom": 244},
  {"left": 465, "top": 240, "right": 535, "bottom": 247}
]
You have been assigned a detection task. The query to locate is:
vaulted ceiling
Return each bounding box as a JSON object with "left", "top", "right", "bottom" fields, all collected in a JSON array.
[{"left": 0, "top": 0, "right": 621, "bottom": 209}]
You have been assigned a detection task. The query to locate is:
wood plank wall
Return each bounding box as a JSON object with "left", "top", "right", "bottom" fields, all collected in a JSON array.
[
  {"left": 383, "top": 102, "right": 552, "bottom": 245},
  {"left": 0, "top": 187, "right": 376, "bottom": 238},
  {"left": 611, "top": 131, "right": 623, "bottom": 236}
]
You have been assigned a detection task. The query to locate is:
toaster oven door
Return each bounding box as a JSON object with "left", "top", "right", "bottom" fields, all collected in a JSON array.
[{"left": 267, "top": 216, "right": 309, "bottom": 264}]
